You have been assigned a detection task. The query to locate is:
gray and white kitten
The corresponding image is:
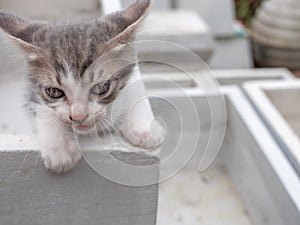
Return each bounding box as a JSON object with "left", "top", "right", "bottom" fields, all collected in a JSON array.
[{"left": 0, "top": 0, "right": 164, "bottom": 173}]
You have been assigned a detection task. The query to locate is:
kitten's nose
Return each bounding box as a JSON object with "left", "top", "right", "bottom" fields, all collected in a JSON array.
[
  {"left": 69, "top": 114, "right": 88, "bottom": 123},
  {"left": 70, "top": 102, "right": 88, "bottom": 123}
]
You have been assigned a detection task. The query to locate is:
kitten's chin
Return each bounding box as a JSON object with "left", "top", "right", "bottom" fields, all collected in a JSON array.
[{"left": 73, "top": 124, "right": 96, "bottom": 134}]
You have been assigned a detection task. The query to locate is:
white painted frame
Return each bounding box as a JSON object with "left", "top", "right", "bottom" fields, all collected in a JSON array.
[
  {"left": 149, "top": 86, "right": 300, "bottom": 224},
  {"left": 143, "top": 68, "right": 294, "bottom": 89},
  {"left": 223, "top": 86, "right": 300, "bottom": 225},
  {"left": 244, "top": 81, "right": 300, "bottom": 175}
]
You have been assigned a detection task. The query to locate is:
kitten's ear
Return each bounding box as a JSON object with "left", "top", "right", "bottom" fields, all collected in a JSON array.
[
  {"left": 0, "top": 11, "right": 44, "bottom": 53},
  {"left": 104, "top": 0, "right": 151, "bottom": 46}
]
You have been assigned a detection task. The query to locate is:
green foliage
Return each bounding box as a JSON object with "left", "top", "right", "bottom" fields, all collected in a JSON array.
[{"left": 235, "top": 0, "right": 263, "bottom": 27}]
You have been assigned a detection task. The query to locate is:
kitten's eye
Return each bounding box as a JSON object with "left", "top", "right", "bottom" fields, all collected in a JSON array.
[
  {"left": 91, "top": 81, "right": 111, "bottom": 96},
  {"left": 46, "top": 87, "right": 65, "bottom": 99}
]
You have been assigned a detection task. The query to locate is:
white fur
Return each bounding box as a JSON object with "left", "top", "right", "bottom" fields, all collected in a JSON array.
[
  {"left": 117, "top": 66, "right": 166, "bottom": 149},
  {"left": 36, "top": 109, "right": 82, "bottom": 173}
]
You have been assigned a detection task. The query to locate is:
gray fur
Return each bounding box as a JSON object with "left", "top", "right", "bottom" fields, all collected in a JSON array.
[{"left": 0, "top": 0, "right": 150, "bottom": 107}]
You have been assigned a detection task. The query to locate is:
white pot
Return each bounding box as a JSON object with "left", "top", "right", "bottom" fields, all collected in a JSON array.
[
  {"left": 252, "top": 0, "right": 300, "bottom": 69},
  {"left": 253, "top": 0, "right": 300, "bottom": 48}
]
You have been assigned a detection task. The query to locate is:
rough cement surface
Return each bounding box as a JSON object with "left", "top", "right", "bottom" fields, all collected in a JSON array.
[{"left": 0, "top": 151, "right": 158, "bottom": 225}]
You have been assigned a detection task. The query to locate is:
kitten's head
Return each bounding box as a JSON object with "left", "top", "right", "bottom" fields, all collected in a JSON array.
[{"left": 0, "top": 0, "right": 150, "bottom": 133}]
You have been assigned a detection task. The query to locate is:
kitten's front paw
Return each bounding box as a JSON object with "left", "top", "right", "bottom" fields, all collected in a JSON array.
[
  {"left": 42, "top": 143, "right": 82, "bottom": 173},
  {"left": 121, "top": 120, "right": 166, "bottom": 150}
]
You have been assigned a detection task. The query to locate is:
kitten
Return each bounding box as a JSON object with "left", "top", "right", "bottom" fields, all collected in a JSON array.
[{"left": 0, "top": 0, "right": 165, "bottom": 173}]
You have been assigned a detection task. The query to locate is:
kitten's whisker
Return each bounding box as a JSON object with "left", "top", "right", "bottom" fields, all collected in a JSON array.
[
  {"left": 19, "top": 151, "right": 30, "bottom": 170},
  {"left": 102, "top": 117, "right": 113, "bottom": 128},
  {"left": 98, "top": 120, "right": 114, "bottom": 142},
  {"left": 100, "top": 117, "right": 114, "bottom": 135},
  {"left": 34, "top": 153, "right": 41, "bottom": 168}
]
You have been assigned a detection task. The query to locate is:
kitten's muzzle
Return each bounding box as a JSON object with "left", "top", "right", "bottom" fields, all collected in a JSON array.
[{"left": 69, "top": 114, "right": 88, "bottom": 124}]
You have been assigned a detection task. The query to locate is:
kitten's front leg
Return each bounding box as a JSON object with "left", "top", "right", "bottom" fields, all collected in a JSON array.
[
  {"left": 122, "top": 107, "right": 166, "bottom": 150},
  {"left": 36, "top": 112, "right": 82, "bottom": 173},
  {"left": 120, "top": 67, "right": 166, "bottom": 149}
]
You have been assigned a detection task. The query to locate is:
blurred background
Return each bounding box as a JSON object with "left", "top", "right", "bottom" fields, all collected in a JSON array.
[{"left": 1, "top": 0, "right": 299, "bottom": 73}]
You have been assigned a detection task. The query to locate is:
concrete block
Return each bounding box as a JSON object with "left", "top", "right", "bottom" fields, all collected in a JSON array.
[
  {"left": 211, "top": 68, "right": 294, "bottom": 85},
  {"left": 149, "top": 86, "right": 300, "bottom": 225},
  {"left": 136, "top": 10, "right": 214, "bottom": 67},
  {"left": 208, "top": 36, "right": 253, "bottom": 69},
  {"left": 178, "top": 0, "right": 236, "bottom": 37},
  {"left": 142, "top": 68, "right": 294, "bottom": 90},
  {"left": 121, "top": 0, "right": 170, "bottom": 9},
  {"left": 221, "top": 87, "right": 300, "bottom": 225},
  {"left": 244, "top": 81, "right": 300, "bottom": 175},
  {"left": 124, "top": 0, "right": 236, "bottom": 37},
  {"left": 0, "top": 150, "right": 159, "bottom": 225}
]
